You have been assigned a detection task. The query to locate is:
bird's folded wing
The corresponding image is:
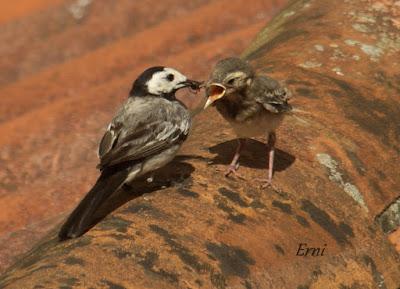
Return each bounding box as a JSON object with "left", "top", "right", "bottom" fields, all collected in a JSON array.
[
  {"left": 253, "top": 75, "right": 292, "bottom": 113},
  {"left": 97, "top": 99, "right": 190, "bottom": 170}
]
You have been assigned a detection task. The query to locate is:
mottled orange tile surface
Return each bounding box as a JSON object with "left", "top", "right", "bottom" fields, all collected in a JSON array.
[
  {"left": 0, "top": 0, "right": 64, "bottom": 24},
  {"left": 0, "top": 0, "right": 287, "bottom": 273},
  {"left": 0, "top": 0, "right": 399, "bottom": 288}
]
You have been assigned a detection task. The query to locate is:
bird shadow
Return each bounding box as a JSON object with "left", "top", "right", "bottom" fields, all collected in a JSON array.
[
  {"left": 81, "top": 156, "right": 196, "bottom": 235},
  {"left": 208, "top": 138, "right": 295, "bottom": 172}
]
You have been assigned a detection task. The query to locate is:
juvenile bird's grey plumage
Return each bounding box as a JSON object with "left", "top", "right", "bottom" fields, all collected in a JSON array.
[
  {"left": 59, "top": 67, "right": 200, "bottom": 240},
  {"left": 204, "top": 57, "right": 291, "bottom": 185}
]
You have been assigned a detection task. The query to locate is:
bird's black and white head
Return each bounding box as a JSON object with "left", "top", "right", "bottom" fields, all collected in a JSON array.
[
  {"left": 130, "top": 66, "right": 201, "bottom": 100},
  {"left": 204, "top": 57, "right": 254, "bottom": 108}
]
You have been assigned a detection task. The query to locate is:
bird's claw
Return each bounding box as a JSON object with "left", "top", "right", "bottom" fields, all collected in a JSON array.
[
  {"left": 256, "top": 178, "right": 273, "bottom": 189},
  {"left": 224, "top": 164, "right": 245, "bottom": 180}
]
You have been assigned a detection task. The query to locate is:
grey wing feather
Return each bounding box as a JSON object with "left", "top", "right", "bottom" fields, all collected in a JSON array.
[
  {"left": 98, "top": 122, "right": 122, "bottom": 158},
  {"left": 97, "top": 97, "right": 190, "bottom": 170},
  {"left": 253, "top": 75, "right": 292, "bottom": 113}
]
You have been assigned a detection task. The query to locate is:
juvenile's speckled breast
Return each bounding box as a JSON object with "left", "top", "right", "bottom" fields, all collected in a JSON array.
[
  {"left": 229, "top": 111, "right": 284, "bottom": 138},
  {"left": 215, "top": 94, "right": 283, "bottom": 138}
]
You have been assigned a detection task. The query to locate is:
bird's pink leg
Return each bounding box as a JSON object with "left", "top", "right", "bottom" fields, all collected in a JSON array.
[
  {"left": 225, "top": 138, "right": 246, "bottom": 178},
  {"left": 258, "top": 132, "right": 276, "bottom": 187},
  {"left": 267, "top": 132, "right": 276, "bottom": 184}
]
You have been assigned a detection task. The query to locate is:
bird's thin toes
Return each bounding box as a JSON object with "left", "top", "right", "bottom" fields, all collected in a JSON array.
[
  {"left": 224, "top": 165, "right": 236, "bottom": 177},
  {"left": 261, "top": 182, "right": 272, "bottom": 189},
  {"left": 255, "top": 178, "right": 273, "bottom": 189},
  {"left": 224, "top": 165, "right": 245, "bottom": 180}
]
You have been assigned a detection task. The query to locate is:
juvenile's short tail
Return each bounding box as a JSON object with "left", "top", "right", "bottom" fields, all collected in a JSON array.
[{"left": 58, "top": 168, "right": 130, "bottom": 240}]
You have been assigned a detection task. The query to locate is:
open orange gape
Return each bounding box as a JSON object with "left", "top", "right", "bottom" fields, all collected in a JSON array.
[{"left": 204, "top": 83, "right": 226, "bottom": 108}]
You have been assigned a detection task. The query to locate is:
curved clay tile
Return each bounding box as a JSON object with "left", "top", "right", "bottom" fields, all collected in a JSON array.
[{"left": 0, "top": 0, "right": 399, "bottom": 288}]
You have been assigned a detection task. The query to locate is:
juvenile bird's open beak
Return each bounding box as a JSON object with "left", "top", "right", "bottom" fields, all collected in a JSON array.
[{"left": 204, "top": 83, "right": 226, "bottom": 109}]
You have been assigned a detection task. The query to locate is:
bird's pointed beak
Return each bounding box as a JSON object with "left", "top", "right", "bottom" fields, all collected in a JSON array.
[{"left": 204, "top": 83, "right": 226, "bottom": 109}]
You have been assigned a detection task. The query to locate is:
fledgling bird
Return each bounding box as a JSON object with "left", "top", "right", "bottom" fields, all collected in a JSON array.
[
  {"left": 59, "top": 67, "right": 201, "bottom": 240},
  {"left": 204, "top": 57, "right": 291, "bottom": 186}
]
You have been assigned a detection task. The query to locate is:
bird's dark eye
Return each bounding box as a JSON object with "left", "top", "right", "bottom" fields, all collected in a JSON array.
[
  {"left": 166, "top": 74, "right": 174, "bottom": 81},
  {"left": 227, "top": 78, "right": 235, "bottom": 85}
]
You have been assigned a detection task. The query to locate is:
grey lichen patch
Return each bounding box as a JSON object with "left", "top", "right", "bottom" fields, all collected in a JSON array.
[
  {"left": 345, "top": 26, "right": 400, "bottom": 61},
  {"left": 352, "top": 23, "right": 371, "bottom": 33},
  {"left": 330, "top": 48, "right": 346, "bottom": 61},
  {"left": 299, "top": 61, "right": 322, "bottom": 69},
  {"left": 346, "top": 6, "right": 400, "bottom": 56},
  {"left": 283, "top": 11, "right": 296, "bottom": 18},
  {"left": 377, "top": 32, "right": 400, "bottom": 54},
  {"left": 360, "top": 44, "right": 384, "bottom": 59},
  {"left": 376, "top": 197, "right": 400, "bottom": 233},
  {"left": 316, "top": 153, "right": 368, "bottom": 211},
  {"left": 370, "top": 2, "right": 389, "bottom": 13},
  {"left": 354, "top": 13, "right": 376, "bottom": 24},
  {"left": 343, "top": 183, "right": 365, "bottom": 207},
  {"left": 316, "top": 154, "right": 341, "bottom": 183},
  {"left": 344, "top": 39, "right": 359, "bottom": 46},
  {"left": 332, "top": 67, "right": 344, "bottom": 76},
  {"left": 314, "top": 44, "right": 325, "bottom": 52},
  {"left": 68, "top": 0, "right": 93, "bottom": 20},
  {"left": 344, "top": 39, "right": 383, "bottom": 61}
]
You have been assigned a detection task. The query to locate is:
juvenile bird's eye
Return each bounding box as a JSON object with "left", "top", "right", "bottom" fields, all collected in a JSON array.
[
  {"left": 227, "top": 78, "right": 235, "bottom": 85},
  {"left": 167, "top": 74, "right": 174, "bottom": 81}
]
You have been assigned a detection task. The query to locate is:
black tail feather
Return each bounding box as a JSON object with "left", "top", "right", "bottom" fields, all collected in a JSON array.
[{"left": 58, "top": 167, "right": 130, "bottom": 240}]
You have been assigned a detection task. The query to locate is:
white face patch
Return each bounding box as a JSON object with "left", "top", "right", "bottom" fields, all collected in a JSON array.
[{"left": 146, "top": 68, "right": 188, "bottom": 95}]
